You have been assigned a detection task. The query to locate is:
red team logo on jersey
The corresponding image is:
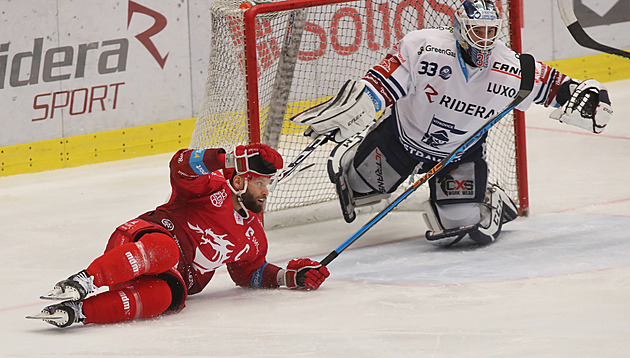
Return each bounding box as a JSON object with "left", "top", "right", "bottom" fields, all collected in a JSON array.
[
  {"left": 210, "top": 189, "right": 228, "bottom": 207},
  {"left": 188, "top": 222, "right": 234, "bottom": 274}
]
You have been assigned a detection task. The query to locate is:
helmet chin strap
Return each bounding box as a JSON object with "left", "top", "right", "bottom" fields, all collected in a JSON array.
[{"left": 226, "top": 179, "right": 250, "bottom": 218}]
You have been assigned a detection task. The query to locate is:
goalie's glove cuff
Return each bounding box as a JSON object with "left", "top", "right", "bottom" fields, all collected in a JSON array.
[
  {"left": 278, "top": 258, "right": 330, "bottom": 290},
  {"left": 291, "top": 79, "right": 379, "bottom": 143},
  {"left": 550, "top": 79, "right": 612, "bottom": 134}
]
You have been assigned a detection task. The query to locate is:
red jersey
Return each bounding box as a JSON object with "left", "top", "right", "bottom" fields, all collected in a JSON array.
[{"left": 139, "top": 148, "right": 281, "bottom": 295}]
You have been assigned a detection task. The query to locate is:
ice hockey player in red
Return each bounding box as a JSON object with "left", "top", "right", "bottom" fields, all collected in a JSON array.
[{"left": 27, "top": 143, "right": 330, "bottom": 328}]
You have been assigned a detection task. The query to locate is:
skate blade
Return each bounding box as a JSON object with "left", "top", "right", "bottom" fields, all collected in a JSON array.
[
  {"left": 40, "top": 293, "right": 79, "bottom": 301},
  {"left": 26, "top": 312, "right": 64, "bottom": 320},
  {"left": 40, "top": 288, "right": 80, "bottom": 301}
]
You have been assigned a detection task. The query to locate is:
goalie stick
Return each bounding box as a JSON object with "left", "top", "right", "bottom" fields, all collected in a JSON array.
[
  {"left": 557, "top": 0, "right": 630, "bottom": 59},
  {"left": 314, "top": 53, "right": 536, "bottom": 268}
]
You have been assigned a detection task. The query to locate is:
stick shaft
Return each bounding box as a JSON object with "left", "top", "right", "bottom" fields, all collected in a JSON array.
[{"left": 557, "top": 0, "right": 630, "bottom": 60}]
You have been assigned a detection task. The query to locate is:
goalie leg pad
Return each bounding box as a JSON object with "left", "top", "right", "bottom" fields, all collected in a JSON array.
[
  {"left": 328, "top": 117, "right": 417, "bottom": 222},
  {"left": 423, "top": 185, "right": 517, "bottom": 246},
  {"left": 470, "top": 184, "right": 518, "bottom": 245},
  {"left": 429, "top": 146, "right": 488, "bottom": 205},
  {"left": 328, "top": 135, "right": 362, "bottom": 223},
  {"left": 352, "top": 117, "right": 419, "bottom": 194}
]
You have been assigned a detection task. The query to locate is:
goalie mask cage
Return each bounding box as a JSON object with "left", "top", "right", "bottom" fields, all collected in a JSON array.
[{"left": 191, "top": 0, "right": 528, "bottom": 223}]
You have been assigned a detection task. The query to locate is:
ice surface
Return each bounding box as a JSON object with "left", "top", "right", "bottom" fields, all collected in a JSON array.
[{"left": 1, "top": 79, "right": 630, "bottom": 357}]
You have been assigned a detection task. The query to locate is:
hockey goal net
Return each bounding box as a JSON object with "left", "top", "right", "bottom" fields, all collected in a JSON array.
[{"left": 191, "top": 0, "right": 528, "bottom": 224}]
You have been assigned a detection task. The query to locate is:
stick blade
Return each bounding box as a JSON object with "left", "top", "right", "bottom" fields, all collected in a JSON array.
[{"left": 518, "top": 53, "right": 536, "bottom": 96}]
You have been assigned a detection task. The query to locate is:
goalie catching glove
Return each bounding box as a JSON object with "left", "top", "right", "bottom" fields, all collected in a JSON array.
[
  {"left": 277, "top": 258, "right": 330, "bottom": 290},
  {"left": 291, "top": 79, "right": 381, "bottom": 143},
  {"left": 550, "top": 79, "right": 612, "bottom": 134}
]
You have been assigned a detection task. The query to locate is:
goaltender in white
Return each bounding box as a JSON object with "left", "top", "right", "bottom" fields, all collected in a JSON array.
[{"left": 292, "top": 0, "right": 613, "bottom": 247}]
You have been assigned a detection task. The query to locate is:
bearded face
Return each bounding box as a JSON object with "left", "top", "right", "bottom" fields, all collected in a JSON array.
[
  {"left": 239, "top": 177, "right": 271, "bottom": 213},
  {"left": 240, "top": 190, "right": 264, "bottom": 213}
]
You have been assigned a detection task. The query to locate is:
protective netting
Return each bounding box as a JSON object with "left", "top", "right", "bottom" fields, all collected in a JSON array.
[{"left": 191, "top": 0, "right": 521, "bottom": 215}]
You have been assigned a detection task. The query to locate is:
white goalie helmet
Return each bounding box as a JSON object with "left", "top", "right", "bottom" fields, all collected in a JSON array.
[{"left": 453, "top": 0, "right": 504, "bottom": 65}]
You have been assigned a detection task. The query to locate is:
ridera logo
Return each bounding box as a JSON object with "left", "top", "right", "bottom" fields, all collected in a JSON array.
[
  {"left": 128, "top": 0, "right": 169, "bottom": 68},
  {"left": 0, "top": 0, "right": 168, "bottom": 90},
  {"left": 0, "top": 38, "right": 129, "bottom": 90}
]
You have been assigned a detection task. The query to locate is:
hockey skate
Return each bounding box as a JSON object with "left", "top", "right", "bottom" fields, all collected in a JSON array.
[
  {"left": 40, "top": 270, "right": 96, "bottom": 301},
  {"left": 26, "top": 300, "right": 85, "bottom": 328}
]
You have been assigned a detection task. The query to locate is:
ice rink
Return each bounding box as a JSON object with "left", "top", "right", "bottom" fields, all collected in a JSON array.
[{"left": 2, "top": 78, "right": 630, "bottom": 357}]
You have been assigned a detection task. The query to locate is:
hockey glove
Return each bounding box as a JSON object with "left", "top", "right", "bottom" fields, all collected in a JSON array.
[
  {"left": 291, "top": 79, "right": 380, "bottom": 143},
  {"left": 550, "top": 79, "right": 612, "bottom": 134},
  {"left": 279, "top": 258, "right": 330, "bottom": 290},
  {"left": 224, "top": 143, "right": 284, "bottom": 176}
]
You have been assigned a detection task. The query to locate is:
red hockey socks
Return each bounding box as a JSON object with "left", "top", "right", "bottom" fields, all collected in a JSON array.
[
  {"left": 86, "top": 232, "right": 179, "bottom": 287},
  {"left": 82, "top": 276, "right": 172, "bottom": 324}
]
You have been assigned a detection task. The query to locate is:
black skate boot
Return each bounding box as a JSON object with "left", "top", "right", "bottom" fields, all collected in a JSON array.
[
  {"left": 40, "top": 270, "right": 96, "bottom": 301},
  {"left": 26, "top": 300, "right": 85, "bottom": 328}
]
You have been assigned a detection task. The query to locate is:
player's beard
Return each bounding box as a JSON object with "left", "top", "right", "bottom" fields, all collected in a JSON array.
[{"left": 240, "top": 191, "right": 264, "bottom": 213}]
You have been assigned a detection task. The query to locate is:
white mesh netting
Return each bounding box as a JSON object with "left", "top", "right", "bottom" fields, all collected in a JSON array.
[{"left": 191, "top": 0, "right": 522, "bottom": 219}]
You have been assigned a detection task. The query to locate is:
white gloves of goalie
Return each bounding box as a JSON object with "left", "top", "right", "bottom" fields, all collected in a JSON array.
[
  {"left": 550, "top": 79, "right": 612, "bottom": 134},
  {"left": 291, "top": 79, "right": 382, "bottom": 142}
]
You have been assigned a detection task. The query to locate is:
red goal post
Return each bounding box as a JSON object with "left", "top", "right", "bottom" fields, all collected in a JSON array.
[{"left": 191, "top": 0, "right": 529, "bottom": 221}]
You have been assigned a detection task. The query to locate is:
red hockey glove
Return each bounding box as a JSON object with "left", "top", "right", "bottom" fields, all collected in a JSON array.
[
  {"left": 225, "top": 143, "right": 283, "bottom": 177},
  {"left": 281, "top": 258, "right": 330, "bottom": 290}
]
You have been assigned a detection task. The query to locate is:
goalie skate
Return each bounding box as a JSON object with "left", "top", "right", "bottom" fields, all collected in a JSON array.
[
  {"left": 40, "top": 270, "right": 96, "bottom": 301},
  {"left": 26, "top": 301, "right": 85, "bottom": 328}
]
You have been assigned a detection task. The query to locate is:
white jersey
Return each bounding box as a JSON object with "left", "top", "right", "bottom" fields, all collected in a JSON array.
[{"left": 362, "top": 27, "right": 569, "bottom": 162}]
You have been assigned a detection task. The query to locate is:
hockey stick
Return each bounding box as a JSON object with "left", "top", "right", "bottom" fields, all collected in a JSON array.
[
  {"left": 274, "top": 130, "right": 335, "bottom": 185},
  {"left": 276, "top": 115, "right": 382, "bottom": 185},
  {"left": 557, "top": 0, "right": 630, "bottom": 59},
  {"left": 317, "top": 53, "right": 536, "bottom": 267}
]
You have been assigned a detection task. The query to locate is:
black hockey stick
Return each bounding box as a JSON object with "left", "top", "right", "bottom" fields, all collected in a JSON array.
[
  {"left": 557, "top": 0, "right": 630, "bottom": 60},
  {"left": 276, "top": 116, "right": 382, "bottom": 185},
  {"left": 317, "top": 53, "right": 536, "bottom": 267},
  {"left": 274, "top": 130, "right": 335, "bottom": 185}
]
